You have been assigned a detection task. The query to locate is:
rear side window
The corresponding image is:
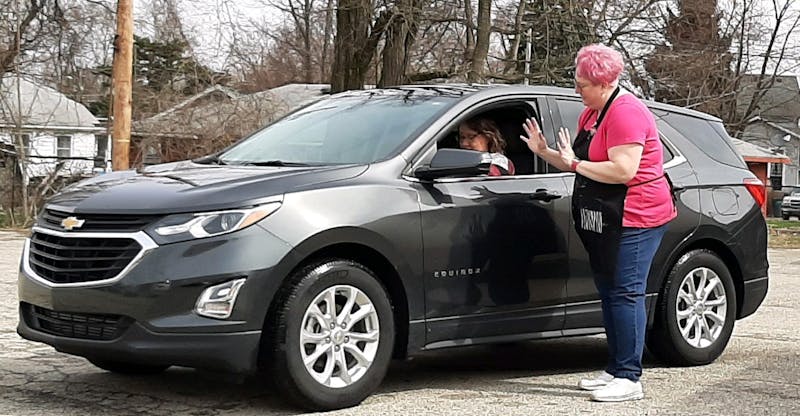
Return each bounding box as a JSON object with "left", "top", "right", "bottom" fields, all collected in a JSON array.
[
  {"left": 556, "top": 99, "right": 585, "bottom": 131},
  {"left": 663, "top": 114, "right": 746, "bottom": 168}
]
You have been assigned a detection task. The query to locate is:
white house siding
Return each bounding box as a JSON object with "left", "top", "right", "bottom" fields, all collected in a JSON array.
[
  {"left": 0, "top": 131, "right": 97, "bottom": 178},
  {"left": 740, "top": 123, "right": 800, "bottom": 187}
]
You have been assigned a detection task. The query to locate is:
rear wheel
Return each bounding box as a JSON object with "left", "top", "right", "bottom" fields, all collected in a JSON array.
[
  {"left": 647, "top": 249, "right": 737, "bottom": 366},
  {"left": 88, "top": 358, "right": 169, "bottom": 375},
  {"left": 266, "top": 259, "right": 395, "bottom": 411}
]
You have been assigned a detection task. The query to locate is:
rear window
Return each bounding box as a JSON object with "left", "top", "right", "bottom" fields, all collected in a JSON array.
[{"left": 663, "top": 114, "right": 745, "bottom": 168}]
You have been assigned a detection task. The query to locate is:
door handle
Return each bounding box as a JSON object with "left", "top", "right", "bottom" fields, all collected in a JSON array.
[{"left": 530, "top": 188, "right": 562, "bottom": 202}]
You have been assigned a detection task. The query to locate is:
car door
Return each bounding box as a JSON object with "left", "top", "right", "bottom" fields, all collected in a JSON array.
[{"left": 409, "top": 98, "right": 572, "bottom": 347}]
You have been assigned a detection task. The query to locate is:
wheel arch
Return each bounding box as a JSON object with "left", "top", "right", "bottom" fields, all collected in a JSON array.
[
  {"left": 259, "top": 230, "right": 414, "bottom": 366},
  {"left": 651, "top": 237, "right": 744, "bottom": 323},
  {"left": 295, "top": 243, "right": 411, "bottom": 360}
]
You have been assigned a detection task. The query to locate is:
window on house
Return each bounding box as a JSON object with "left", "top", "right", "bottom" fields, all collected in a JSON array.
[
  {"left": 56, "top": 135, "right": 71, "bottom": 158},
  {"left": 769, "top": 162, "right": 784, "bottom": 190},
  {"left": 95, "top": 134, "right": 108, "bottom": 167},
  {"left": 143, "top": 143, "right": 162, "bottom": 165},
  {"left": 13, "top": 134, "right": 30, "bottom": 153},
  {"left": 770, "top": 162, "right": 783, "bottom": 177}
]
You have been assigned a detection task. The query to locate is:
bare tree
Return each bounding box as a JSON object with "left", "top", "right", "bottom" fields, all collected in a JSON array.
[
  {"left": 466, "top": 0, "right": 490, "bottom": 82},
  {"left": 645, "top": 1, "right": 735, "bottom": 117},
  {"left": 728, "top": 0, "right": 800, "bottom": 134},
  {"left": 0, "top": 0, "right": 65, "bottom": 76},
  {"left": 330, "top": 0, "right": 394, "bottom": 92},
  {"left": 379, "top": 0, "right": 422, "bottom": 86}
]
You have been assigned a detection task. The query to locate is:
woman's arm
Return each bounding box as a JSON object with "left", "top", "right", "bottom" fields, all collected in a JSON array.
[{"left": 573, "top": 144, "right": 643, "bottom": 184}]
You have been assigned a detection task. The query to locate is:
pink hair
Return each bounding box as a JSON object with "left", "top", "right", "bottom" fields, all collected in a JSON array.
[{"left": 575, "top": 44, "right": 624, "bottom": 86}]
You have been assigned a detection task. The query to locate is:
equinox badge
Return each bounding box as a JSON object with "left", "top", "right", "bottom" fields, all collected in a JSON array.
[{"left": 60, "top": 216, "right": 85, "bottom": 231}]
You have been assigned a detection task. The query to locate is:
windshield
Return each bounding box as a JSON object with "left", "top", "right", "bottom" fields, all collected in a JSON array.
[{"left": 219, "top": 93, "right": 457, "bottom": 165}]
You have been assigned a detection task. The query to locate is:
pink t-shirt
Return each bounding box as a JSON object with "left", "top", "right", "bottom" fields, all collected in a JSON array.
[{"left": 577, "top": 94, "right": 676, "bottom": 228}]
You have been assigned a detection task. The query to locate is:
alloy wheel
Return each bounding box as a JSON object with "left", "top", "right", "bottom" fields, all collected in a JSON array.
[
  {"left": 299, "top": 284, "right": 380, "bottom": 388},
  {"left": 675, "top": 267, "right": 728, "bottom": 348}
]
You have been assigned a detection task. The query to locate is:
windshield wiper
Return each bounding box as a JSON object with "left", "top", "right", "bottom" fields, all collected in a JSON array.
[
  {"left": 240, "top": 160, "right": 310, "bottom": 167},
  {"left": 193, "top": 155, "right": 227, "bottom": 165}
]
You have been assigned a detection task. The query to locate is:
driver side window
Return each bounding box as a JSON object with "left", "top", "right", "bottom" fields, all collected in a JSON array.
[{"left": 434, "top": 103, "right": 546, "bottom": 176}]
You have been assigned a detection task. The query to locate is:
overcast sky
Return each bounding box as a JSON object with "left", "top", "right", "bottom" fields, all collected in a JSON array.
[{"left": 132, "top": 0, "right": 800, "bottom": 75}]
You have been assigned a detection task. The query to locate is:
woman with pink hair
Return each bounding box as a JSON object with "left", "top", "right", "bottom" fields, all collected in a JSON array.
[{"left": 520, "top": 43, "right": 676, "bottom": 402}]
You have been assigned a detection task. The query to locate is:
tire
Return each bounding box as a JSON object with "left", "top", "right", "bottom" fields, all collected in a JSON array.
[
  {"left": 266, "top": 259, "right": 395, "bottom": 411},
  {"left": 647, "top": 249, "right": 737, "bottom": 366},
  {"left": 88, "top": 358, "right": 170, "bottom": 375},
  {"left": 782, "top": 214, "right": 790, "bottom": 220}
]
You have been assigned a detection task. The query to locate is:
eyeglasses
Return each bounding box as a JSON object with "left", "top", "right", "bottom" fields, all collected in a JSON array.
[
  {"left": 574, "top": 79, "right": 595, "bottom": 91},
  {"left": 459, "top": 131, "right": 484, "bottom": 142}
]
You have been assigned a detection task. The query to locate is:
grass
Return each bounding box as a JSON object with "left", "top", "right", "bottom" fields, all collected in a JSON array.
[
  {"left": 766, "top": 219, "right": 800, "bottom": 229},
  {"left": 767, "top": 218, "right": 800, "bottom": 248}
]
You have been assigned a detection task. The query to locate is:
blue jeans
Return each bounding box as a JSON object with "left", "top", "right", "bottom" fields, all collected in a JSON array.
[{"left": 594, "top": 225, "right": 667, "bottom": 382}]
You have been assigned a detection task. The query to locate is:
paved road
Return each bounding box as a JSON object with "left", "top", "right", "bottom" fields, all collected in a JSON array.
[{"left": 1, "top": 230, "right": 798, "bottom": 415}]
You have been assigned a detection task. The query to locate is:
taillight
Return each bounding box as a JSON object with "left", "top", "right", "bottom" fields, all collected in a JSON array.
[{"left": 744, "top": 178, "right": 766, "bottom": 207}]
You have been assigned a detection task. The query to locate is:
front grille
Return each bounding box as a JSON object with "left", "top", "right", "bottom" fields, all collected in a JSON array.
[
  {"left": 24, "top": 303, "right": 130, "bottom": 341},
  {"left": 40, "top": 209, "right": 160, "bottom": 232},
  {"left": 29, "top": 232, "right": 142, "bottom": 284}
]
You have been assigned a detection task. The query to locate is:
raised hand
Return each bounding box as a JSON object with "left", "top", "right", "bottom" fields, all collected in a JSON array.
[
  {"left": 556, "top": 127, "right": 576, "bottom": 166},
  {"left": 520, "top": 117, "right": 548, "bottom": 155}
]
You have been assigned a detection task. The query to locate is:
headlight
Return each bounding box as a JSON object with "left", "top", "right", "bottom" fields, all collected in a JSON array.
[{"left": 149, "top": 202, "right": 281, "bottom": 244}]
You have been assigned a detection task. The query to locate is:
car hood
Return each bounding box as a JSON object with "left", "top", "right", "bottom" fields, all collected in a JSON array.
[{"left": 46, "top": 161, "right": 368, "bottom": 214}]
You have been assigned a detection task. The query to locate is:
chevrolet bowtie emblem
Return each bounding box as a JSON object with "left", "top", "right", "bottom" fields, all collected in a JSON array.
[{"left": 60, "top": 216, "right": 85, "bottom": 231}]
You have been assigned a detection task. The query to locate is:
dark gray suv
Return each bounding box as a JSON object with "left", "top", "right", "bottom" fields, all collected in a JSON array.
[{"left": 17, "top": 85, "right": 768, "bottom": 410}]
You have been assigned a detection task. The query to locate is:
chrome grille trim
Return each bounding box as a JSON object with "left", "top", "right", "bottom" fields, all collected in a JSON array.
[{"left": 23, "top": 226, "right": 159, "bottom": 288}]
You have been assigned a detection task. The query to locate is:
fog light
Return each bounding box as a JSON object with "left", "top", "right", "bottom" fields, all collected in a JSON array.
[{"left": 195, "top": 278, "right": 246, "bottom": 319}]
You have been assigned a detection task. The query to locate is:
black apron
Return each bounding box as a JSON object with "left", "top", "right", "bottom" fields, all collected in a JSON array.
[{"left": 571, "top": 87, "right": 626, "bottom": 281}]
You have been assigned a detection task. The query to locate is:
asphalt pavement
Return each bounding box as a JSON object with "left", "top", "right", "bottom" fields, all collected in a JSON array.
[{"left": 1, "top": 230, "right": 798, "bottom": 415}]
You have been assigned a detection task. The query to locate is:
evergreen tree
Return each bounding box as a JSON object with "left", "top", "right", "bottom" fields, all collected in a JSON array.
[{"left": 644, "top": 1, "right": 734, "bottom": 117}]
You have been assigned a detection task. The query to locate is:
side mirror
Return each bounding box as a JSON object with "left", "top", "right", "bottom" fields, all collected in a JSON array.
[{"left": 414, "top": 148, "right": 491, "bottom": 180}]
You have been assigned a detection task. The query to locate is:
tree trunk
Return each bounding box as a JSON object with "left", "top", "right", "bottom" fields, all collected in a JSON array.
[
  {"left": 380, "top": 11, "right": 407, "bottom": 87},
  {"left": 463, "top": 0, "right": 475, "bottom": 63},
  {"left": 303, "top": 0, "right": 313, "bottom": 82},
  {"left": 380, "top": 0, "right": 420, "bottom": 87},
  {"left": 331, "top": 0, "right": 371, "bottom": 92},
  {"left": 321, "top": 0, "right": 335, "bottom": 82},
  {"left": 504, "top": 0, "right": 526, "bottom": 74},
  {"left": 468, "top": 0, "right": 491, "bottom": 82}
]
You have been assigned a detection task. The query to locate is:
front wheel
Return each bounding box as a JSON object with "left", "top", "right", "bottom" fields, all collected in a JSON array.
[
  {"left": 647, "top": 249, "right": 737, "bottom": 366},
  {"left": 265, "top": 259, "right": 395, "bottom": 411}
]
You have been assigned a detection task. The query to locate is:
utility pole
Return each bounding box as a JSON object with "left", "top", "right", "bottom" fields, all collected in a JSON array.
[{"left": 111, "top": 0, "right": 134, "bottom": 170}]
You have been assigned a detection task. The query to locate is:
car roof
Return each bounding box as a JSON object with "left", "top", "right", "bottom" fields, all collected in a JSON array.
[{"left": 330, "top": 84, "right": 722, "bottom": 122}]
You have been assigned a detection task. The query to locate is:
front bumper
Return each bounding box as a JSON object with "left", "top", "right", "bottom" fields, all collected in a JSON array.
[
  {"left": 17, "top": 224, "right": 294, "bottom": 373},
  {"left": 18, "top": 304, "right": 262, "bottom": 373}
]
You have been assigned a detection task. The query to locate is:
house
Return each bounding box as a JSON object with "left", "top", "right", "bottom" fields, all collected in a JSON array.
[
  {"left": 736, "top": 74, "right": 800, "bottom": 190},
  {"left": 0, "top": 76, "right": 107, "bottom": 180},
  {"left": 132, "top": 83, "right": 328, "bottom": 165},
  {"left": 731, "top": 137, "right": 790, "bottom": 216}
]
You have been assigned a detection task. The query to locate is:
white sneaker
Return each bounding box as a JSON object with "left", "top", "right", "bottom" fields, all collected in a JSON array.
[
  {"left": 590, "top": 378, "right": 644, "bottom": 402},
  {"left": 578, "top": 371, "right": 615, "bottom": 391}
]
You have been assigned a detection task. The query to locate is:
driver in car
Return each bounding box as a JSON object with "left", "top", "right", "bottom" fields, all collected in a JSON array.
[{"left": 458, "top": 117, "right": 515, "bottom": 176}]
